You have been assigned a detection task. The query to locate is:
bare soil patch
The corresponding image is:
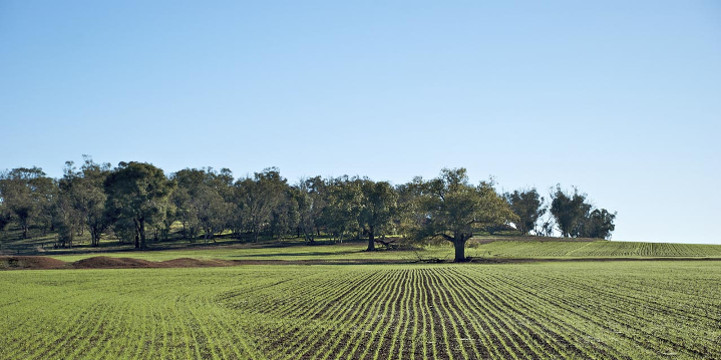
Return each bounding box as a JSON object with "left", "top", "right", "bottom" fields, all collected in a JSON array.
[
  {"left": 3, "top": 255, "right": 721, "bottom": 271},
  {"left": 0, "top": 256, "right": 66, "bottom": 270}
]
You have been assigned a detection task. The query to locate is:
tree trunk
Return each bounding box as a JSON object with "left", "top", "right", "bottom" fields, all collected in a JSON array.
[
  {"left": 135, "top": 218, "right": 147, "bottom": 249},
  {"left": 453, "top": 239, "right": 466, "bottom": 262},
  {"left": 366, "top": 226, "right": 375, "bottom": 251}
]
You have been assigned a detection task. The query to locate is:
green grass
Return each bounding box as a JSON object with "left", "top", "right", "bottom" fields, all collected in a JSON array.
[
  {"left": 1, "top": 261, "right": 720, "bottom": 359},
  {"left": 45, "top": 239, "right": 721, "bottom": 263},
  {"left": 471, "top": 240, "right": 721, "bottom": 258}
]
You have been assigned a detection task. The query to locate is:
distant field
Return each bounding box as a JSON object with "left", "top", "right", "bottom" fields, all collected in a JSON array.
[
  {"left": 472, "top": 240, "right": 721, "bottom": 258},
  {"left": 44, "top": 240, "right": 721, "bottom": 263},
  {"left": 1, "top": 261, "right": 720, "bottom": 359}
]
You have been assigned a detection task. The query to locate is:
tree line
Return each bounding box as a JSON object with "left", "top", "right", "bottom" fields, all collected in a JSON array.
[{"left": 0, "top": 157, "right": 616, "bottom": 261}]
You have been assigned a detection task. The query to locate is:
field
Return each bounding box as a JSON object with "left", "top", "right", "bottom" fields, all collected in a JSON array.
[
  {"left": 36, "top": 239, "right": 721, "bottom": 264},
  {"left": 2, "top": 261, "right": 720, "bottom": 359}
]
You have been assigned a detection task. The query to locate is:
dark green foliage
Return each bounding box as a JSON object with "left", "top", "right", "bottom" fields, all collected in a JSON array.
[
  {"left": 505, "top": 189, "right": 546, "bottom": 235},
  {"left": 295, "top": 176, "right": 326, "bottom": 243},
  {"left": 1, "top": 158, "right": 618, "bottom": 248},
  {"left": 104, "top": 162, "right": 174, "bottom": 249},
  {"left": 0, "top": 167, "right": 57, "bottom": 239},
  {"left": 413, "top": 168, "right": 518, "bottom": 262},
  {"left": 358, "top": 179, "right": 398, "bottom": 251},
  {"left": 583, "top": 209, "right": 616, "bottom": 239},
  {"left": 233, "top": 168, "right": 288, "bottom": 241},
  {"left": 55, "top": 157, "right": 111, "bottom": 247},
  {"left": 550, "top": 185, "right": 616, "bottom": 239},
  {"left": 171, "top": 168, "right": 233, "bottom": 241},
  {"left": 319, "top": 176, "right": 363, "bottom": 242},
  {"left": 0, "top": 201, "right": 11, "bottom": 232},
  {"left": 550, "top": 186, "right": 591, "bottom": 237}
]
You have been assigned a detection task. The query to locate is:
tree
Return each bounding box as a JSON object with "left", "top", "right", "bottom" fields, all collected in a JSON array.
[
  {"left": 78, "top": 158, "right": 111, "bottom": 246},
  {"left": 359, "top": 179, "right": 398, "bottom": 251},
  {"left": 268, "top": 188, "right": 299, "bottom": 239},
  {"left": 55, "top": 162, "right": 83, "bottom": 247},
  {"left": 0, "top": 167, "right": 57, "bottom": 239},
  {"left": 55, "top": 157, "right": 111, "bottom": 247},
  {"left": 416, "top": 168, "right": 518, "bottom": 262},
  {"left": 582, "top": 209, "right": 616, "bottom": 239},
  {"left": 233, "top": 168, "right": 287, "bottom": 241},
  {"left": 104, "top": 162, "right": 174, "bottom": 249},
  {"left": 550, "top": 185, "right": 616, "bottom": 239},
  {"left": 0, "top": 201, "right": 10, "bottom": 232},
  {"left": 505, "top": 188, "right": 546, "bottom": 235},
  {"left": 395, "top": 177, "right": 426, "bottom": 240},
  {"left": 550, "top": 186, "right": 591, "bottom": 237},
  {"left": 172, "top": 168, "right": 233, "bottom": 241},
  {"left": 320, "top": 176, "right": 362, "bottom": 243},
  {"left": 295, "top": 176, "right": 326, "bottom": 243}
]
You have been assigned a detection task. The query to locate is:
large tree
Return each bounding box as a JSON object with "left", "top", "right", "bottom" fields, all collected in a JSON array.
[
  {"left": 416, "top": 168, "right": 518, "bottom": 262},
  {"left": 582, "top": 208, "right": 616, "bottom": 239},
  {"left": 550, "top": 185, "right": 616, "bottom": 239},
  {"left": 550, "top": 186, "right": 592, "bottom": 237},
  {"left": 505, "top": 188, "right": 546, "bottom": 235},
  {"left": 233, "top": 168, "right": 287, "bottom": 241},
  {"left": 104, "top": 162, "right": 174, "bottom": 249},
  {"left": 320, "top": 176, "right": 362, "bottom": 243},
  {"left": 359, "top": 179, "right": 398, "bottom": 251},
  {"left": 0, "top": 167, "right": 56, "bottom": 239},
  {"left": 295, "top": 176, "right": 326, "bottom": 243},
  {"left": 172, "top": 168, "right": 233, "bottom": 241},
  {"left": 0, "top": 200, "right": 10, "bottom": 233},
  {"left": 55, "top": 157, "right": 111, "bottom": 247}
]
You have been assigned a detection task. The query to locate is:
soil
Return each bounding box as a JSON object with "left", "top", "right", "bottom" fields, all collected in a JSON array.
[
  {"left": 2, "top": 255, "right": 720, "bottom": 271},
  {"left": 0, "top": 256, "right": 67, "bottom": 270}
]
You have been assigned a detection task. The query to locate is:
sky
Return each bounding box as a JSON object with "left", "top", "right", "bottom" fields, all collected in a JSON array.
[{"left": 1, "top": 1, "right": 720, "bottom": 244}]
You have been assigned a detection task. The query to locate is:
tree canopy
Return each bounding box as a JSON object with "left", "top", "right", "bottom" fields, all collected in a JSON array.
[
  {"left": 414, "top": 168, "right": 518, "bottom": 262},
  {"left": 104, "top": 162, "right": 174, "bottom": 249},
  {"left": 0, "top": 159, "right": 617, "bottom": 251}
]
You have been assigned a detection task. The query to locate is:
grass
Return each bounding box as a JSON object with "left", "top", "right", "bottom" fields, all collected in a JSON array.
[
  {"left": 41, "top": 238, "right": 721, "bottom": 263},
  {"left": 1, "top": 261, "right": 720, "bottom": 359}
]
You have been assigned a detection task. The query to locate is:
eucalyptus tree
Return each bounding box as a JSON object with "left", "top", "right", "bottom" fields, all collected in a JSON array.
[
  {"left": 359, "top": 179, "right": 398, "bottom": 251},
  {"left": 0, "top": 167, "right": 57, "bottom": 239},
  {"left": 269, "top": 188, "right": 299, "bottom": 239},
  {"left": 395, "top": 177, "right": 426, "bottom": 239},
  {"left": 104, "top": 162, "right": 174, "bottom": 249},
  {"left": 550, "top": 185, "right": 616, "bottom": 239},
  {"left": 416, "top": 168, "right": 518, "bottom": 262},
  {"left": 233, "top": 168, "right": 287, "bottom": 241},
  {"left": 55, "top": 162, "right": 84, "bottom": 246},
  {"left": 0, "top": 202, "right": 10, "bottom": 233},
  {"left": 321, "top": 176, "right": 363, "bottom": 242},
  {"left": 295, "top": 176, "right": 326, "bottom": 243},
  {"left": 505, "top": 188, "right": 546, "bottom": 235},
  {"left": 172, "top": 168, "right": 233, "bottom": 241},
  {"left": 583, "top": 208, "right": 616, "bottom": 239},
  {"left": 55, "top": 157, "right": 111, "bottom": 246},
  {"left": 550, "top": 186, "right": 592, "bottom": 237}
]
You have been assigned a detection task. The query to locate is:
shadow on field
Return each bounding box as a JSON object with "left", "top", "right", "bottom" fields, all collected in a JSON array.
[
  {"left": 3, "top": 255, "right": 721, "bottom": 271},
  {"left": 229, "top": 250, "right": 361, "bottom": 258}
]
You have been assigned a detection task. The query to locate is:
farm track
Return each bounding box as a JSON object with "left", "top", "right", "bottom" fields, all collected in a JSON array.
[{"left": 1, "top": 262, "right": 720, "bottom": 359}]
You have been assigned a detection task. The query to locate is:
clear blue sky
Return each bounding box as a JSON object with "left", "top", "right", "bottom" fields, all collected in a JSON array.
[{"left": 1, "top": 1, "right": 719, "bottom": 244}]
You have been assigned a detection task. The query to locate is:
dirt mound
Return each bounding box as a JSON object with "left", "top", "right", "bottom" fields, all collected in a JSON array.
[
  {"left": 72, "top": 256, "right": 160, "bottom": 269},
  {"left": 0, "top": 256, "right": 67, "bottom": 270},
  {"left": 160, "top": 258, "right": 230, "bottom": 267}
]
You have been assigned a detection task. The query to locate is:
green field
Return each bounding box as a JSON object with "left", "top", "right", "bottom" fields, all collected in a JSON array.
[
  {"left": 43, "top": 239, "right": 721, "bottom": 263},
  {"left": 2, "top": 261, "right": 720, "bottom": 359}
]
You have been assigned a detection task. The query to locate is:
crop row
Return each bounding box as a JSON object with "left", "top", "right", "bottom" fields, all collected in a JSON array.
[
  {"left": 474, "top": 241, "right": 721, "bottom": 258},
  {"left": 1, "top": 262, "right": 720, "bottom": 359}
]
